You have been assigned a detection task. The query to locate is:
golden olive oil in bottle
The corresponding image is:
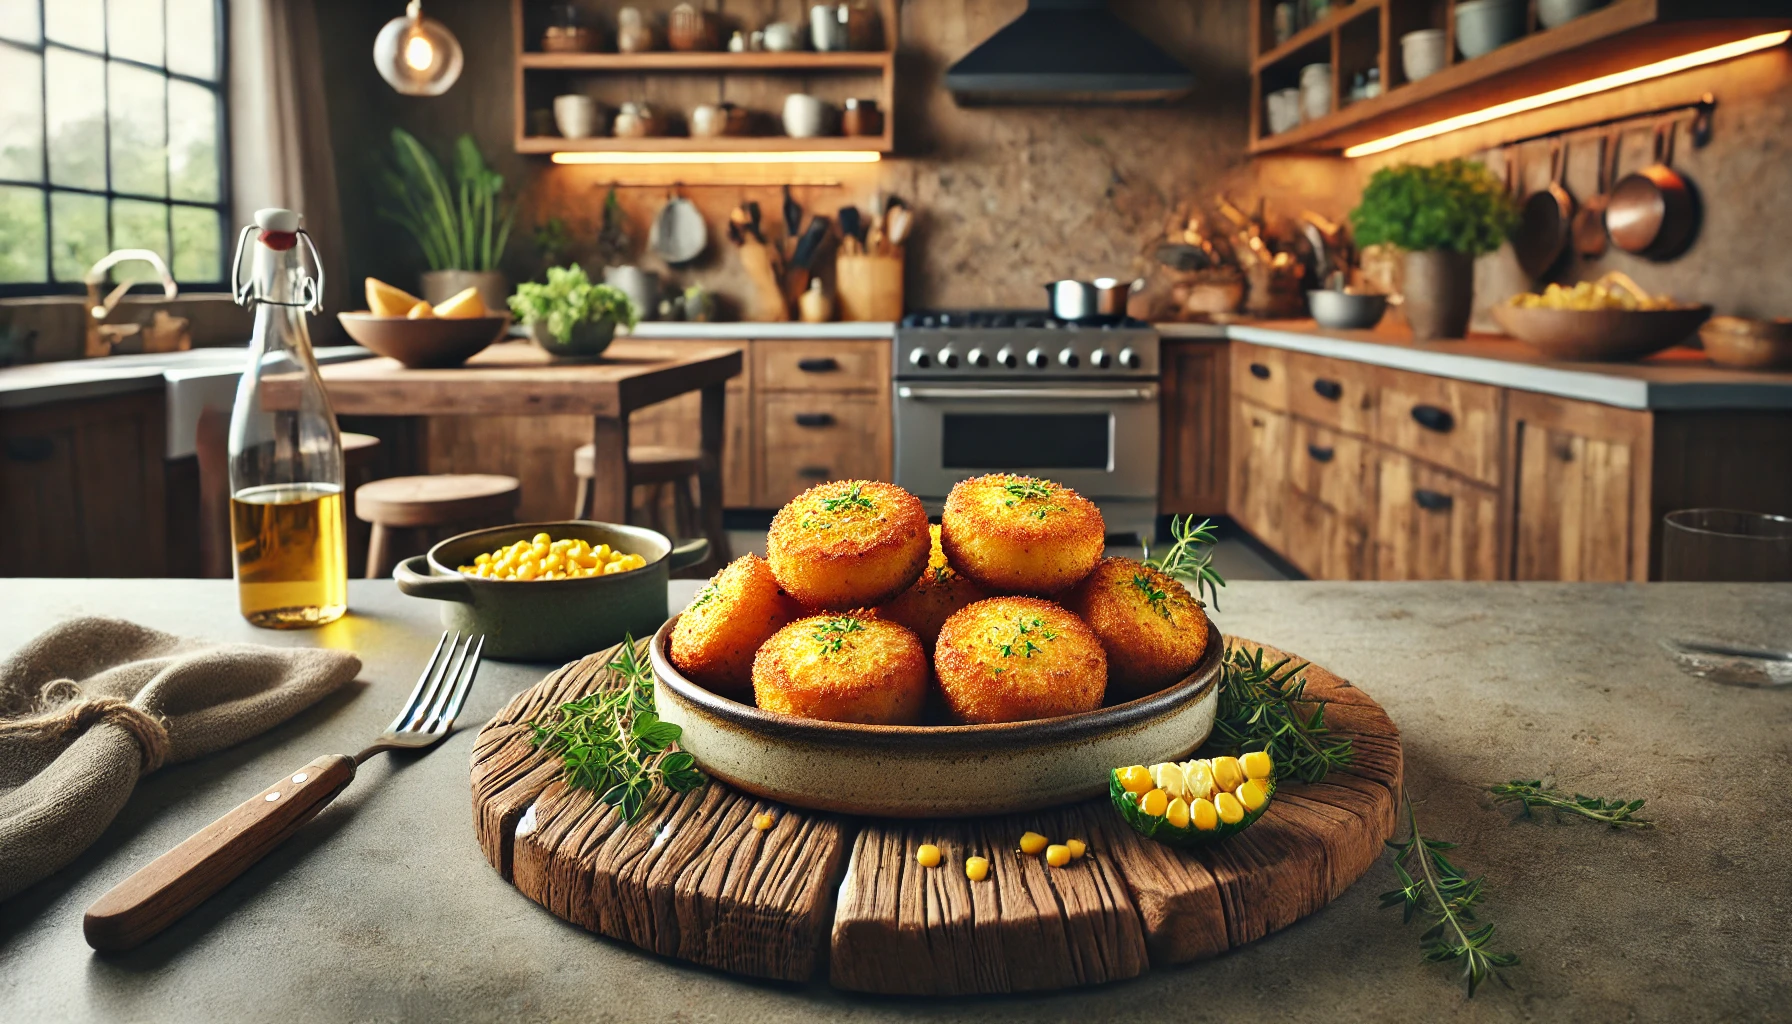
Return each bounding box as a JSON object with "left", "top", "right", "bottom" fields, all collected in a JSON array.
[{"left": 226, "top": 208, "right": 347, "bottom": 628}]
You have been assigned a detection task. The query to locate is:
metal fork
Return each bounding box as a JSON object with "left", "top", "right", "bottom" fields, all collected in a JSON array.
[{"left": 84, "top": 632, "right": 484, "bottom": 952}]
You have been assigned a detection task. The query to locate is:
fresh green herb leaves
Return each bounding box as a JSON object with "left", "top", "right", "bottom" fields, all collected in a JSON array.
[
  {"left": 996, "top": 616, "right": 1057, "bottom": 658},
  {"left": 1488, "top": 778, "right": 1652, "bottom": 829},
  {"left": 1000, "top": 478, "right": 1066, "bottom": 519},
  {"left": 822, "top": 481, "right": 875, "bottom": 514},
  {"left": 688, "top": 582, "right": 719, "bottom": 610},
  {"left": 1144, "top": 515, "right": 1226, "bottom": 611},
  {"left": 508, "top": 264, "right": 640, "bottom": 343},
  {"left": 1209, "top": 645, "right": 1353, "bottom": 784},
  {"left": 813, "top": 615, "right": 865, "bottom": 654},
  {"left": 1349, "top": 158, "right": 1519, "bottom": 257},
  {"left": 1131, "top": 573, "right": 1173, "bottom": 622},
  {"left": 1381, "top": 799, "right": 1519, "bottom": 998},
  {"left": 530, "top": 638, "right": 705, "bottom": 824}
]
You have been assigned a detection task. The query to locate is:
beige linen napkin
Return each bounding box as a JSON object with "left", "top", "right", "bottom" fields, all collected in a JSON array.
[{"left": 0, "top": 616, "right": 360, "bottom": 901}]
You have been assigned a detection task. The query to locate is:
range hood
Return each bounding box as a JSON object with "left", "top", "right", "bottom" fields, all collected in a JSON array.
[{"left": 945, "top": 0, "right": 1196, "bottom": 106}]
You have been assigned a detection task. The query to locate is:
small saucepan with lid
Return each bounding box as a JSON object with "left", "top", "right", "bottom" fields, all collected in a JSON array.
[{"left": 1045, "top": 278, "right": 1143, "bottom": 323}]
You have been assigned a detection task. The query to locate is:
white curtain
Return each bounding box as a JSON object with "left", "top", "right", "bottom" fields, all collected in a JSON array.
[{"left": 228, "top": 0, "right": 348, "bottom": 340}]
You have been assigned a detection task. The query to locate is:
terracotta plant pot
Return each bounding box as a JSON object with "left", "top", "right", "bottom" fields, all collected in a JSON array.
[
  {"left": 1401, "top": 249, "right": 1475, "bottom": 340},
  {"left": 421, "top": 270, "right": 509, "bottom": 316}
]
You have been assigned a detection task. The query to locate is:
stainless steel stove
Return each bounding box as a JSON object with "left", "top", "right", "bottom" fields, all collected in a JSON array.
[{"left": 893, "top": 310, "right": 1160, "bottom": 542}]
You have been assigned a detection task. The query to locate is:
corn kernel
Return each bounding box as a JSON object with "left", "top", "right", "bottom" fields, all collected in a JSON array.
[
  {"left": 1117, "top": 765, "right": 1153, "bottom": 795},
  {"left": 1212, "top": 755, "right": 1244, "bottom": 794},
  {"left": 1151, "top": 762, "right": 1187, "bottom": 800},
  {"left": 1241, "top": 750, "right": 1274, "bottom": 780},
  {"left": 604, "top": 560, "right": 627, "bottom": 574},
  {"left": 1139, "top": 789, "right": 1168, "bottom": 817},
  {"left": 1066, "top": 838, "right": 1087, "bottom": 859},
  {"left": 1181, "top": 760, "right": 1215, "bottom": 801},
  {"left": 1238, "top": 779, "right": 1269, "bottom": 811},
  {"left": 543, "top": 553, "right": 564, "bottom": 571},
  {"left": 916, "top": 843, "right": 941, "bottom": 868},
  {"left": 1166, "top": 797, "right": 1191, "bottom": 828},
  {"left": 515, "top": 564, "right": 538, "bottom": 581},
  {"left": 1045, "top": 844, "right": 1071, "bottom": 868},
  {"left": 1215, "top": 791, "right": 1244, "bottom": 824},
  {"left": 965, "top": 856, "right": 990, "bottom": 882},
  {"left": 1192, "top": 798, "right": 1219, "bottom": 831},
  {"left": 474, "top": 552, "right": 491, "bottom": 565},
  {"left": 532, "top": 532, "right": 550, "bottom": 545},
  {"left": 595, "top": 543, "right": 612, "bottom": 559},
  {"left": 1018, "top": 831, "right": 1048, "bottom": 855},
  {"left": 752, "top": 812, "right": 774, "bottom": 831}
]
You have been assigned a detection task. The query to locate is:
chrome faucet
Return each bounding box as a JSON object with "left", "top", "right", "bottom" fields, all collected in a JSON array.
[{"left": 83, "top": 249, "right": 185, "bottom": 357}]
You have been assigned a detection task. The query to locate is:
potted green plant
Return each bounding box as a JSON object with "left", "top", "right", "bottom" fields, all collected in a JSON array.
[
  {"left": 1348, "top": 159, "right": 1518, "bottom": 339},
  {"left": 509, "top": 265, "right": 640, "bottom": 359},
  {"left": 378, "top": 129, "right": 517, "bottom": 312}
]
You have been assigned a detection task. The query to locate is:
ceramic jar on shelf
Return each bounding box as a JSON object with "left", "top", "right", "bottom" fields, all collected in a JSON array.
[
  {"left": 1299, "top": 62, "right": 1332, "bottom": 122},
  {"left": 553, "top": 95, "right": 598, "bottom": 139},
  {"left": 617, "top": 7, "right": 654, "bottom": 53},
  {"left": 782, "top": 93, "right": 827, "bottom": 138}
]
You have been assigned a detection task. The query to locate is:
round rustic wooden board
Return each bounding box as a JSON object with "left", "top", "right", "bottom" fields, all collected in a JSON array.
[{"left": 470, "top": 639, "right": 1404, "bottom": 995}]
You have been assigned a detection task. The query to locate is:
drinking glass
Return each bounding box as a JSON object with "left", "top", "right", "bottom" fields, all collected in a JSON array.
[{"left": 1661, "top": 508, "right": 1792, "bottom": 582}]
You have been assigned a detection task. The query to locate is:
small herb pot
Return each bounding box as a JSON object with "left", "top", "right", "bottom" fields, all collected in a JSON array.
[
  {"left": 395, "top": 520, "right": 708, "bottom": 662},
  {"left": 529, "top": 318, "right": 618, "bottom": 360}
]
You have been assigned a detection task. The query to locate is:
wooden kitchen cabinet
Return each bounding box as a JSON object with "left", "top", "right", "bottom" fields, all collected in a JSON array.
[
  {"left": 1231, "top": 341, "right": 1290, "bottom": 412},
  {"left": 1159, "top": 340, "right": 1229, "bottom": 516},
  {"left": 1284, "top": 419, "right": 1378, "bottom": 580},
  {"left": 757, "top": 392, "right": 892, "bottom": 505},
  {"left": 1228, "top": 398, "right": 1290, "bottom": 554},
  {"left": 1506, "top": 391, "right": 1652, "bottom": 582},
  {"left": 1373, "top": 366, "right": 1504, "bottom": 486},
  {"left": 0, "top": 391, "right": 167, "bottom": 577},
  {"left": 1286, "top": 350, "right": 1378, "bottom": 436},
  {"left": 1375, "top": 454, "right": 1502, "bottom": 581}
]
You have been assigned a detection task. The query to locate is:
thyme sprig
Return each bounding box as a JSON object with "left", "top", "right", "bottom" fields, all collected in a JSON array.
[
  {"left": 812, "top": 615, "right": 865, "bottom": 654},
  {"left": 821, "top": 481, "right": 875, "bottom": 514},
  {"left": 1001, "top": 478, "right": 1066, "bottom": 519},
  {"left": 530, "top": 638, "right": 705, "bottom": 823},
  {"left": 1488, "top": 778, "right": 1652, "bottom": 829},
  {"left": 1144, "top": 515, "right": 1226, "bottom": 611},
  {"left": 1131, "top": 573, "right": 1173, "bottom": 621},
  {"left": 1208, "top": 645, "right": 1354, "bottom": 784},
  {"left": 1381, "top": 798, "right": 1519, "bottom": 997},
  {"left": 996, "top": 616, "right": 1058, "bottom": 658}
]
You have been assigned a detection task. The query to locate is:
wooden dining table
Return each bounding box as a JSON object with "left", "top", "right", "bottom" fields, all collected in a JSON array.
[{"left": 264, "top": 339, "right": 742, "bottom": 551}]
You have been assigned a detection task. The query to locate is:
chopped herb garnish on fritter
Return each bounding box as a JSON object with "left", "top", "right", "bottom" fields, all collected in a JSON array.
[
  {"left": 995, "top": 616, "right": 1058, "bottom": 658},
  {"left": 813, "top": 615, "right": 865, "bottom": 654},
  {"left": 1000, "top": 478, "right": 1067, "bottom": 519},
  {"left": 821, "top": 481, "right": 875, "bottom": 514},
  {"left": 1131, "top": 573, "right": 1174, "bottom": 622}
]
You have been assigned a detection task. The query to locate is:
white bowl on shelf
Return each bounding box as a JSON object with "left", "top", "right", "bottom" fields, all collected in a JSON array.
[
  {"left": 1455, "top": 0, "right": 1527, "bottom": 59},
  {"left": 1299, "top": 62, "right": 1332, "bottom": 122},
  {"left": 1266, "top": 87, "right": 1302, "bottom": 134},
  {"left": 1538, "top": 0, "right": 1610, "bottom": 28},
  {"left": 1400, "top": 29, "right": 1447, "bottom": 82}
]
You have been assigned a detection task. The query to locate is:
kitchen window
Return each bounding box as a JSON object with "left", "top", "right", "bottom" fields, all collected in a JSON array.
[{"left": 0, "top": 0, "right": 228, "bottom": 295}]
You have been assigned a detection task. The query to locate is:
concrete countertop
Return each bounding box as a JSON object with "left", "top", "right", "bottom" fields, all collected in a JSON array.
[
  {"left": 1158, "top": 320, "right": 1792, "bottom": 411},
  {"left": 3, "top": 578, "right": 1788, "bottom": 1023},
  {"left": 624, "top": 321, "right": 897, "bottom": 340}
]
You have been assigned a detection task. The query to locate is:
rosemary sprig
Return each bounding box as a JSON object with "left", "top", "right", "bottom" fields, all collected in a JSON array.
[
  {"left": 812, "top": 615, "right": 865, "bottom": 654},
  {"left": 530, "top": 638, "right": 706, "bottom": 823},
  {"left": 1488, "top": 778, "right": 1652, "bottom": 829},
  {"left": 1208, "top": 645, "right": 1353, "bottom": 784},
  {"left": 1381, "top": 798, "right": 1519, "bottom": 997},
  {"left": 1144, "top": 514, "right": 1226, "bottom": 611}
]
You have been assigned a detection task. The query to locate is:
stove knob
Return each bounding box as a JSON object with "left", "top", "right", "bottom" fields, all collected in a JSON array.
[
  {"left": 909, "top": 348, "right": 932, "bottom": 368},
  {"left": 937, "top": 346, "right": 960, "bottom": 369},
  {"left": 967, "top": 347, "right": 990, "bottom": 368},
  {"left": 1118, "top": 347, "right": 1141, "bottom": 369},
  {"left": 1091, "top": 348, "right": 1112, "bottom": 369},
  {"left": 1058, "top": 348, "right": 1080, "bottom": 369},
  {"left": 1026, "top": 348, "right": 1049, "bottom": 369},
  {"left": 996, "top": 346, "right": 1018, "bottom": 369}
]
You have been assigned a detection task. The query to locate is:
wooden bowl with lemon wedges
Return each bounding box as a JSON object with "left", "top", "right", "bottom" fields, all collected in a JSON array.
[{"left": 338, "top": 277, "right": 509, "bottom": 369}]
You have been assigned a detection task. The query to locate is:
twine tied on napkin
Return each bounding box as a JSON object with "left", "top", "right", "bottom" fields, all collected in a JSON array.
[{"left": 0, "top": 617, "right": 360, "bottom": 902}]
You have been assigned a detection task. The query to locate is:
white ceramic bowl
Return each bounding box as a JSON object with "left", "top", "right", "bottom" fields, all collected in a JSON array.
[
  {"left": 649, "top": 612, "right": 1224, "bottom": 818},
  {"left": 1455, "top": 0, "right": 1527, "bottom": 59},
  {"left": 1299, "top": 63, "right": 1332, "bottom": 122},
  {"left": 1400, "top": 28, "right": 1448, "bottom": 82},
  {"left": 1266, "top": 87, "right": 1302, "bottom": 134},
  {"left": 1539, "top": 0, "right": 1609, "bottom": 28}
]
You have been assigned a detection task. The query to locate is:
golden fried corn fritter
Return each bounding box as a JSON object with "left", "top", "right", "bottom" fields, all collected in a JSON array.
[
  {"left": 669, "top": 555, "right": 803, "bottom": 695},
  {"left": 939, "top": 474, "right": 1104, "bottom": 595},
  {"left": 752, "top": 613, "right": 929, "bottom": 725},
  {"left": 766, "top": 480, "right": 931, "bottom": 610},
  {"left": 877, "top": 524, "right": 989, "bottom": 655},
  {"left": 1064, "top": 557, "right": 1211, "bottom": 701},
  {"left": 933, "top": 597, "right": 1106, "bottom": 724}
]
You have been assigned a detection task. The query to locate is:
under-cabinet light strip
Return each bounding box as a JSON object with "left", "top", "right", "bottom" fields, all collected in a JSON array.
[
  {"left": 551, "top": 151, "right": 882, "bottom": 165},
  {"left": 1342, "top": 30, "right": 1791, "bottom": 158}
]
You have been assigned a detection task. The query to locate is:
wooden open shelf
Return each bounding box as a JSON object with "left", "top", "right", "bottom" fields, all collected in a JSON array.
[
  {"left": 511, "top": 0, "right": 898, "bottom": 159},
  {"left": 1248, "top": 0, "right": 1792, "bottom": 155}
]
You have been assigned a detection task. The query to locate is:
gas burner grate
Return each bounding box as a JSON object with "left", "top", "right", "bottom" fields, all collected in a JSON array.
[{"left": 901, "top": 310, "right": 1150, "bottom": 330}]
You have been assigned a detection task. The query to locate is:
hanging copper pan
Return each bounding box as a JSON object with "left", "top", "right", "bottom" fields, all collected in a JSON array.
[{"left": 1606, "top": 121, "right": 1697, "bottom": 259}]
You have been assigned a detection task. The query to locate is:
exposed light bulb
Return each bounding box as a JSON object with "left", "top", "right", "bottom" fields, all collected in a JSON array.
[{"left": 374, "top": 1, "right": 462, "bottom": 97}]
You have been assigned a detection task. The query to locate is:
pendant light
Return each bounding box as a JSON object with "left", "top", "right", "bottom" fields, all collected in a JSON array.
[{"left": 373, "top": 1, "right": 464, "bottom": 97}]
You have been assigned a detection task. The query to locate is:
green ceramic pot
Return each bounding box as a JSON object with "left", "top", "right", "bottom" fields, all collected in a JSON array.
[
  {"left": 395, "top": 520, "right": 707, "bottom": 663},
  {"left": 529, "top": 319, "right": 618, "bottom": 360}
]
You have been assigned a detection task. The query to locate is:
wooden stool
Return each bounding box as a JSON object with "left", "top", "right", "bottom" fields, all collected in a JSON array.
[
  {"left": 340, "top": 432, "right": 382, "bottom": 579},
  {"left": 573, "top": 443, "right": 731, "bottom": 572},
  {"left": 355, "top": 474, "right": 520, "bottom": 579}
]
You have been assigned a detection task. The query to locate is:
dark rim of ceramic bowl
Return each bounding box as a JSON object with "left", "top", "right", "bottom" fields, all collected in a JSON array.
[
  {"left": 649, "top": 611, "right": 1223, "bottom": 751},
  {"left": 424, "top": 520, "right": 673, "bottom": 588}
]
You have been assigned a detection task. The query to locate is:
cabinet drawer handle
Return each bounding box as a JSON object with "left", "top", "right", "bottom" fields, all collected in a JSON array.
[
  {"left": 1306, "top": 443, "right": 1334, "bottom": 463},
  {"left": 1312, "top": 378, "right": 1342, "bottom": 401},
  {"left": 796, "top": 357, "right": 839, "bottom": 373},
  {"left": 1248, "top": 362, "right": 1271, "bottom": 380},
  {"left": 797, "top": 466, "right": 831, "bottom": 479},
  {"left": 793, "top": 412, "right": 835, "bottom": 428},
  {"left": 1413, "top": 488, "right": 1453, "bottom": 512},
  {"left": 4, "top": 437, "right": 55, "bottom": 462},
  {"left": 1410, "top": 404, "right": 1455, "bottom": 432}
]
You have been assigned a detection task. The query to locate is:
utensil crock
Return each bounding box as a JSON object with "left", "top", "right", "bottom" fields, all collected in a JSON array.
[{"left": 395, "top": 520, "right": 708, "bottom": 662}]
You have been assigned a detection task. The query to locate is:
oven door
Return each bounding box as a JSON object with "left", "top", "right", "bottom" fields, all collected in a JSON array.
[{"left": 893, "top": 381, "right": 1159, "bottom": 500}]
